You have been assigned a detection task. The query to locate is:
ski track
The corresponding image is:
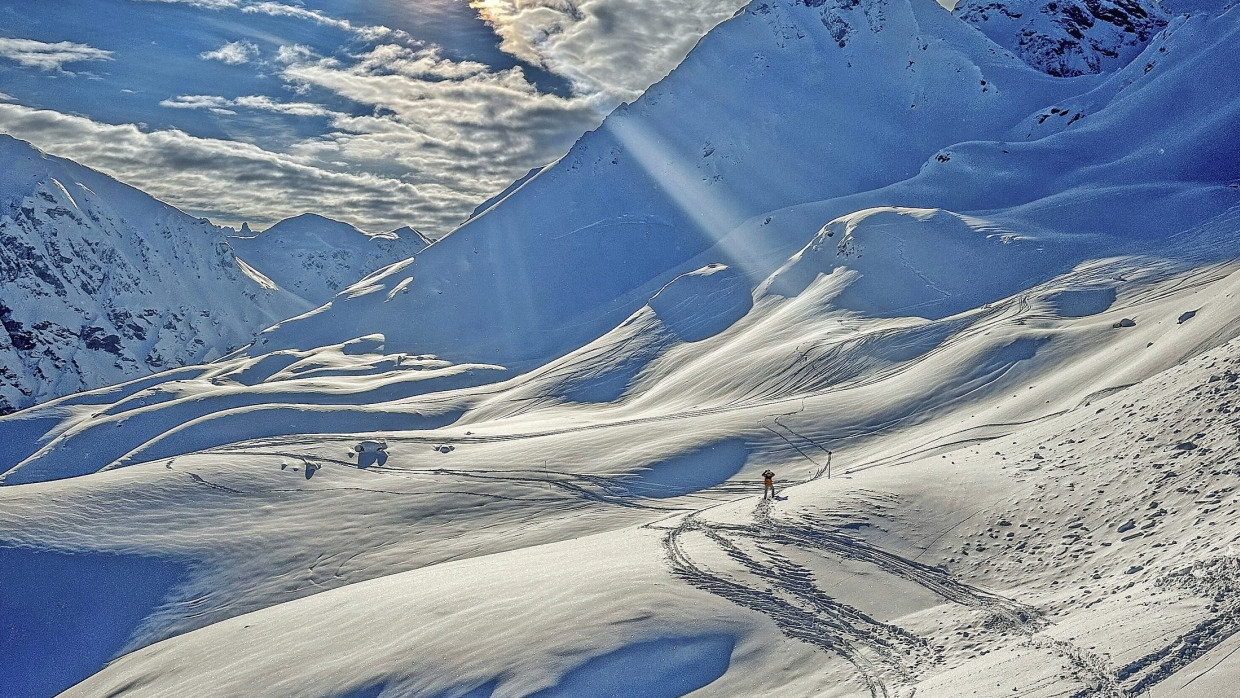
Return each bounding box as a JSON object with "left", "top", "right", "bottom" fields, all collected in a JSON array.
[
  {"left": 659, "top": 499, "right": 1046, "bottom": 696},
  {"left": 656, "top": 492, "right": 1217, "bottom": 696}
]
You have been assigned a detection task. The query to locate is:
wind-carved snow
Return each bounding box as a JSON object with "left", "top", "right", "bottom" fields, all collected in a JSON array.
[
  {"left": 648, "top": 264, "right": 753, "bottom": 342},
  {"left": 2, "top": 0, "right": 1240, "bottom": 695}
]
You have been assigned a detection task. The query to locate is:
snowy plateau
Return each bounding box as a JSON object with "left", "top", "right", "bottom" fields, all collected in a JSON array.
[{"left": 2, "top": 0, "right": 1240, "bottom": 695}]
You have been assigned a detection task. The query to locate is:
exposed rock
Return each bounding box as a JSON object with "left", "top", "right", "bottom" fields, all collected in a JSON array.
[{"left": 955, "top": 0, "right": 1168, "bottom": 77}]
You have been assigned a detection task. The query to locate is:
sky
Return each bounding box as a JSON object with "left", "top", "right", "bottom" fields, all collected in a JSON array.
[{"left": 0, "top": 0, "right": 746, "bottom": 235}]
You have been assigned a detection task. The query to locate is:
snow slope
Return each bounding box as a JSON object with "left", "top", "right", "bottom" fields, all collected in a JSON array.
[
  {"left": 8, "top": 0, "right": 1234, "bottom": 485},
  {"left": 5, "top": 224, "right": 1240, "bottom": 698},
  {"left": 248, "top": 0, "right": 1082, "bottom": 369},
  {"left": 2, "top": 0, "right": 1240, "bottom": 695},
  {"left": 228, "top": 214, "right": 430, "bottom": 306}
]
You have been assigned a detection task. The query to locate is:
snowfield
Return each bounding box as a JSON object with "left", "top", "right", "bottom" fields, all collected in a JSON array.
[{"left": 2, "top": 0, "right": 1240, "bottom": 695}]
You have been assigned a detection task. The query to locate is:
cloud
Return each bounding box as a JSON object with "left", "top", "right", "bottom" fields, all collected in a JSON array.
[
  {"left": 133, "top": 0, "right": 412, "bottom": 45},
  {"left": 200, "top": 40, "right": 260, "bottom": 65},
  {"left": 160, "top": 94, "right": 335, "bottom": 117},
  {"left": 0, "top": 103, "right": 424, "bottom": 232},
  {"left": 468, "top": 0, "right": 746, "bottom": 102},
  {"left": 276, "top": 44, "right": 600, "bottom": 214},
  {"left": 133, "top": 0, "right": 240, "bottom": 8},
  {"left": 274, "top": 44, "right": 316, "bottom": 65},
  {"left": 241, "top": 2, "right": 355, "bottom": 32},
  {"left": 0, "top": 34, "right": 600, "bottom": 235},
  {"left": 0, "top": 34, "right": 602, "bottom": 235},
  {"left": 0, "top": 37, "right": 114, "bottom": 71}
]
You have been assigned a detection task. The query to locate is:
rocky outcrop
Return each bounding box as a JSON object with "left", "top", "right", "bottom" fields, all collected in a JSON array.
[{"left": 955, "top": 0, "right": 1168, "bottom": 76}]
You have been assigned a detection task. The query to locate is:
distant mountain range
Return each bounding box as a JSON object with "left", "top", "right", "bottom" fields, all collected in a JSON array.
[{"left": 228, "top": 214, "right": 430, "bottom": 308}]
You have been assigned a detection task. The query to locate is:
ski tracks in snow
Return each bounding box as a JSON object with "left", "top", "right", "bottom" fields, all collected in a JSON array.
[{"left": 659, "top": 499, "right": 1047, "bottom": 697}]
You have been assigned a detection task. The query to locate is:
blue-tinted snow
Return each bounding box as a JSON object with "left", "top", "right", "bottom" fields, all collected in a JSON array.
[{"left": 0, "top": 546, "right": 186, "bottom": 698}]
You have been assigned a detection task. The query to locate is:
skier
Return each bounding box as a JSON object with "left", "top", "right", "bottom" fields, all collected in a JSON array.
[{"left": 762, "top": 469, "right": 776, "bottom": 499}]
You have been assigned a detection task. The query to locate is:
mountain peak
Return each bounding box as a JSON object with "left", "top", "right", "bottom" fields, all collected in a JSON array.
[
  {"left": 259, "top": 212, "right": 368, "bottom": 238},
  {"left": 390, "top": 225, "right": 434, "bottom": 247},
  {"left": 0, "top": 136, "right": 306, "bottom": 413},
  {"left": 228, "top": 213, "right": 428, "bottom": 307}
]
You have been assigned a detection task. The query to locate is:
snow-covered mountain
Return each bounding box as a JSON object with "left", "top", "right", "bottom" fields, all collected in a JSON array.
[
  {"left": 228, "top": 214, "right": 430, "bottom": 306},
  {"left": 0, "top": 135, "right": 313, "bottom": 414},
  {"left": 0, "top": 138, "right": 434, "bottom": 414},
  {"left": 955, "top": 0, "right": 1168, "bottom": 76},
  {"left": 3, "top": 0, "right": 1240, "bottom": 696},
  {"left": 246, "top": 0, "right": 1225, "bottom": 374},
  {"left": 251, "top": 0, "right": 1079, "bottom": 368}
]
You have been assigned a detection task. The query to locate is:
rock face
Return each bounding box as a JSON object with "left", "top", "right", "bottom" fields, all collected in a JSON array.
[
  {"left": 955, "top": 0, "right": 1168, "bottom": 76},
  {"left": 0, "top": 136, "right": 311, "bottom": 413}
]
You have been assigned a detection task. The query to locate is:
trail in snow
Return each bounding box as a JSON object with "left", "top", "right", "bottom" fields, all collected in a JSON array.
[{"left": 659, "top": 497, "right": 1044, "bottom": 696}]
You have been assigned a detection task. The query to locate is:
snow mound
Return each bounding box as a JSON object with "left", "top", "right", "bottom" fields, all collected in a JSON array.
[
  {"left": 648, "top": 264, "right": 752, "bottom": 341},
  {"left": 763, "top": 207, "right": 1054, "bottom": 319},
  {"left": 341, "top": 334, "right": 386, "bottom": 356}
]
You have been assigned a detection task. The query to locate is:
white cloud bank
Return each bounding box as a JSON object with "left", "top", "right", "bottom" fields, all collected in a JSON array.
[
  {"left": 278, "top": 45, "right": 602, "bottom": 220},
  {"left": 0, "top": 38, "right": 113, "bottom": 71},
  {"left": 1, "top": 0, "right": 748, "bottom": 234},
  {"left": 469, "top": 0, "right": 747, "bottom": 102},
  {"left": 0, "top": 103, "right": 421, "bottom": 231},
  {"left": 160, "top": 94, "right": 335, "bottom": 117},
  {"left": 0, "top": 40, "right": 599, "bottom": 233}
]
